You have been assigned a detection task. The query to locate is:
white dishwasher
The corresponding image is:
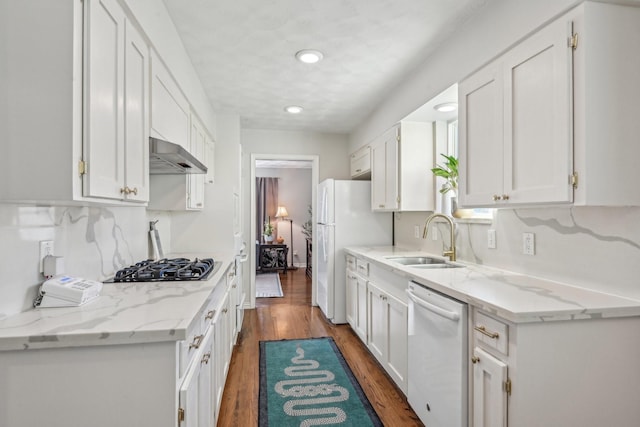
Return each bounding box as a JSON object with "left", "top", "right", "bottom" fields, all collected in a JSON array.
[{"left": 406, "top": 281, "right": 468, "bottom": 427}]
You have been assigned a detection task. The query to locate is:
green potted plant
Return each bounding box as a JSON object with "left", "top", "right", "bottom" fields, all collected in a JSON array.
[
  {"left": 431, "top": 154, "right": 458, "bottom": 195},
  {"left": 263, "top": 220, "right": 274, "bottom": 243}
]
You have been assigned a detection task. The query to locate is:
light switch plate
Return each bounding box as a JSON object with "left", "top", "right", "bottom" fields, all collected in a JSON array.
[
  {"left": 523, "top": 232, "right": 535, "bottom": 255},
  {"left": 487, "top": 229, "right": 496, "bottom": 249},
  {"left": 432, "top": 226, "right": 438, "bottom": 241},
  {"left": 414, "top": 225, "right": 420, "bottom": 239},
  {"left": 39, "top": 240, "right": 54, "bottom": 272}
]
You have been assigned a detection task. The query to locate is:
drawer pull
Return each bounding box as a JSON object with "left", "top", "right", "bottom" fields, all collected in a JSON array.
[
  {"left": 474, "top": 325, "right": 499, "bottom": 339},
  {"left": 189, "top": 334, "right": 204, "bottom": 349},
  {"left": 205, "top": 310, "right": 215, "bottom": 320},
  {"left": 201, "top": 352, "right": 211, "bottom": 365}
]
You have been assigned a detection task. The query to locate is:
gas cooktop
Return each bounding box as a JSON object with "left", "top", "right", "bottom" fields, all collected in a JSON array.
[{"left": 109, "top": 257, "right": 218, "bottom": 283}]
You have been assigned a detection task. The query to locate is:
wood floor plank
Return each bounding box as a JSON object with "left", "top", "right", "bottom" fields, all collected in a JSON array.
[{"left": 217, "top": 268, "right": 423, "bottom": 426}]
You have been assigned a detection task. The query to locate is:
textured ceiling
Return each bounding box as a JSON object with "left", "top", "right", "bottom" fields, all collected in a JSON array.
[{"left": 162, "top": 0, "right": 491, "bottom": 133}]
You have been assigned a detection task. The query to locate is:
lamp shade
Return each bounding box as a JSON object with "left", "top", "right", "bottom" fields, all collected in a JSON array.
[{"left": 275, "top": 206, "right": 289, "bottom": 218}]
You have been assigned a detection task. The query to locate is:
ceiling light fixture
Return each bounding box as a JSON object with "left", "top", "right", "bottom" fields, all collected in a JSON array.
[
  {"left": 434, "top": 102, "right": 458, "bottom": 113},
  {"left": 295, "top": 49, "right": 324, "bottom": 64},
  {"left": 284, "top": 105, "right": 303, "bottom": 114}
]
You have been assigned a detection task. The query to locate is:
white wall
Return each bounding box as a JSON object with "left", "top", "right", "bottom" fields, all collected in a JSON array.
[
  {"left": 256, "top": 167, "right": 312, "bottom": 267},
  {"left": 0, "top": 205, "right": 148, "bottom": 318}
]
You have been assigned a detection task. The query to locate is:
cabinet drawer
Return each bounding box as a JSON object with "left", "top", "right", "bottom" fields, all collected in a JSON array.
[
  {"left": 179, "top": 295, "right": 217, "bottom": 377},
  {"left": 346, "top": 255, "right": 356, "bottom": 271},
  {"left": 356, "top": 259, "right": 369, "bottom": 277},
  {"left": 473, "top": 312, "right": 508, "bottom": 355}
]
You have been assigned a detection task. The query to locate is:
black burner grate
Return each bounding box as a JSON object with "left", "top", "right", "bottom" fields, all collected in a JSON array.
[{"left": 112, "top": 258, "right": 215, "bottom": 282}]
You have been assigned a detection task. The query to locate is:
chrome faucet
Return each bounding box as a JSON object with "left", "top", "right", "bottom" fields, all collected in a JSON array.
[{"left": 422, "top": 213, "right": 456, "bottom": 261}]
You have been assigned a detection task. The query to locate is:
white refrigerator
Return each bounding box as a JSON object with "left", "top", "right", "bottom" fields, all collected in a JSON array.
[{"left": 316, "top": 179, "right": 392, "bottom": 323}]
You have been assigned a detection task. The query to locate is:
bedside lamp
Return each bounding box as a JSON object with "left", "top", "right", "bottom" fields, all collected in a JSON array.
[{"left": 275, "top": 206, "right": 297, "bottom": 269}]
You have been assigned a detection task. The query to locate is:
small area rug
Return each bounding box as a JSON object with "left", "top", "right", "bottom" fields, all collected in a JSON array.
[
  {"left": 259, "top": 337, "right": 382, "bottom": 426},
  {"left": 256, "top": 273, "right": 284, "bottom": 298}
]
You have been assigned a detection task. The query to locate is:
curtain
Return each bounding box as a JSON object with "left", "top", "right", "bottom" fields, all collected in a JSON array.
[{"left": 256, "top": 177, "right": 278, "bottom": 241}]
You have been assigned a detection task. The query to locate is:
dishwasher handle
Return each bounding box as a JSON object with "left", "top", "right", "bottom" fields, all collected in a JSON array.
[{"left": 406, "top": 289, "right": 460, "bottom": 321}]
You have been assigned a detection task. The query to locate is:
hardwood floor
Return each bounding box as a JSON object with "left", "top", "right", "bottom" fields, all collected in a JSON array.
[{"left": 217, "top": 268, "right": 423, "bottom": 426}]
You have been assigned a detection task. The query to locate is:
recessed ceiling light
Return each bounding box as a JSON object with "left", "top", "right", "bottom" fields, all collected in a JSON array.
[
  {"left": 295, "top": 49, "right": 324, "bottom": 64},
  {"left": 434, "top": 102, "right": 458, "bottom": 113},
  {"left": 284, "top": 105, "right": 303, "bottom": 114}
]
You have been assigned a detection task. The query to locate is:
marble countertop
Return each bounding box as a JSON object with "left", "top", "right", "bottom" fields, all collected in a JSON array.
[
  {"left": 0, "top": 253, "right": 234, "bottom": 351},
  {"left": 345, "top": 246, "right": 640, "bottom": 323}
]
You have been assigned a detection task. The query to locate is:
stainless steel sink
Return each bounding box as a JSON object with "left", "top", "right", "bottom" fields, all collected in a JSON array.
[
  {"left": 409, "top": 263, "right": 463, "bottom": 269},
  {"left": 385, "top": 256, "right": 464, "bottom": 269},
  {"left": 385, "top": 256, "right": 447, "bottom": 265}
]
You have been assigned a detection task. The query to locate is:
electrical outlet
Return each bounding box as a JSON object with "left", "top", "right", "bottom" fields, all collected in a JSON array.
[
  {"left": 414, "top": 225, "right": 420, "bottom": 239},
  {"left": 39, "top": 240, "right": 54, "bottom": 272},
  {"left": 522, "top": 232, "right": 535, "bottom": 255},
  {"left": 432, "top": 226, "right": 438, "bottom": 241},
  {"left": 487, "top": 229, "right": 496, "bottom": 249},
  {"left": 293, "top": 251, "right": 298, "bottom": 256}
]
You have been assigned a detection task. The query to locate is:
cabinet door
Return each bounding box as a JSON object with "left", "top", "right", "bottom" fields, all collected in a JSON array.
[
  {"left": 472, "top": 347, "right": 508, "bottom": 427},
  {"left": 503, "top": 17, "right": 573, "bottom": 205},
  {"left": 187, "top": 116, "right": 206, "bottom": 210},
  {"left": 123, "top": 19, "right": 149, "bottom": 202},
  {"left": 83, "top": 0, "right": 125, "bottom": 199},
  {"left": 355, "top": 276, "right": 368, "bottom": 342},
  {"left": 179, "top": 326, "right": 214, "bottom": 427},
  {"left": 346, "top": 272, "right": 358, "bottom": 329},
  {"left": 367, "top": 282, "right": 387, "bottom": 363},
  {"left": 371, "top": 138, "right": 387, "bottom": 210},
  {"left": 371, "top": 126, "right": 399, "bottom": 211},
  {"left": 213, "top": 291, "right": 230, "bottom": 413},
  {"left": 386, "top": 293, "right": 408, "bottom": 392},
  {"left": 459, "top": 61, "right": 504, "bottom": 207}
]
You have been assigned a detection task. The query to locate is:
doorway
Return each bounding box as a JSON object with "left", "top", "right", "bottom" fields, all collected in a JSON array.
[{"left": 249, "top": 154, "right": 319, "bottom": 309}]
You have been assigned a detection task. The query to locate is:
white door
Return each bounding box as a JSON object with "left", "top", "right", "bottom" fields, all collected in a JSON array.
[
  {"left": 355, "top": 276, "right": 368, "bottom": 342},
  {"left": 123, "top": 19, "right": 149, "bottom": 202},
  {"left": 503, "top": 17, "right": 573, "bottom": 205},
  {"left": 83, "top": 0, "right": 125, "bottom": 199},
  {"left": 473, "top": 347, "right": 508, "bottom": 427},
  {"left": 386, "top": 293, "right": 408, "bottom": 393},
  {"left": 458, "top": 61, "right": 504, "bottom": 207},
  {"left": 367, "top": 281, "right": 386, "bottom": 363},
  {"left": 346, "top": 272, "right": 357, "bottom": 328}
]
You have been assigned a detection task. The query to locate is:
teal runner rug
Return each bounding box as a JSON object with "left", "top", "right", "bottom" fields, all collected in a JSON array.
[{"left": 259, "top": 337, "right": 383, "bottom": 426}]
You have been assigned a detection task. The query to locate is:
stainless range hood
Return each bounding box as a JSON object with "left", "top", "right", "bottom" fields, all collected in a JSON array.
[{"left": 149, "top": 137, "right": 207, "bottom": 175}]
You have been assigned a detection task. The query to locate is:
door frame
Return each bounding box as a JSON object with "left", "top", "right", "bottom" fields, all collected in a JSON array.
[{"left": 249, "top": 153, "right": 319, "bottom": 309}]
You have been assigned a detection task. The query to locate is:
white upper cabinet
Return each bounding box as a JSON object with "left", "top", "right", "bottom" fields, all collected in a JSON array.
[
  {"left": 83, "top": 0, "right": 149, "bottom": 202},
  {"left": 460, "top": 2, "right": 640, "bottom": 208},
  {"left": 0, "top": 0, "right": 149, "bottom": 205},
  {"left": 371, "top": 122, "right": 434, "bottom": 212},
  {"left": 350, "top": 145, "right": 371, "bottom": 180},
  {"left": 571, "top": 2, "right": 640, "bottom": 206},
  {"left": 187, "top": 114, "right": 207, "bottom": 210},
  {"left": 459, "top": 16, "right": 573, "bottom": 208}
]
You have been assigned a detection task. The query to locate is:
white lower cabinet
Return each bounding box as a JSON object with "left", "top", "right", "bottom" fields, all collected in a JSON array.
[
  {"left": 367, "top": 280, "right": 408, "bottom": 393},
  {"left": 469, "top": 308, "right": 640, "bottom": 427},
  {"left": 214, "top": 290, "right": 231, "bottom": 412},
  {"left": 345, "top": 264, "right": 368, "bottom": 342},
  {"left": 472, "top": 347, "right": 507, "bottom": 427},
  {"left": 179, "top": 325, "right": 215, "bottom": 427}
]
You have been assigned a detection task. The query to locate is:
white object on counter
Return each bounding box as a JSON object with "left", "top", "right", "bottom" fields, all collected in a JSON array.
[{"left": 34, "top": 276, "right": 102, "bottom": 308}]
